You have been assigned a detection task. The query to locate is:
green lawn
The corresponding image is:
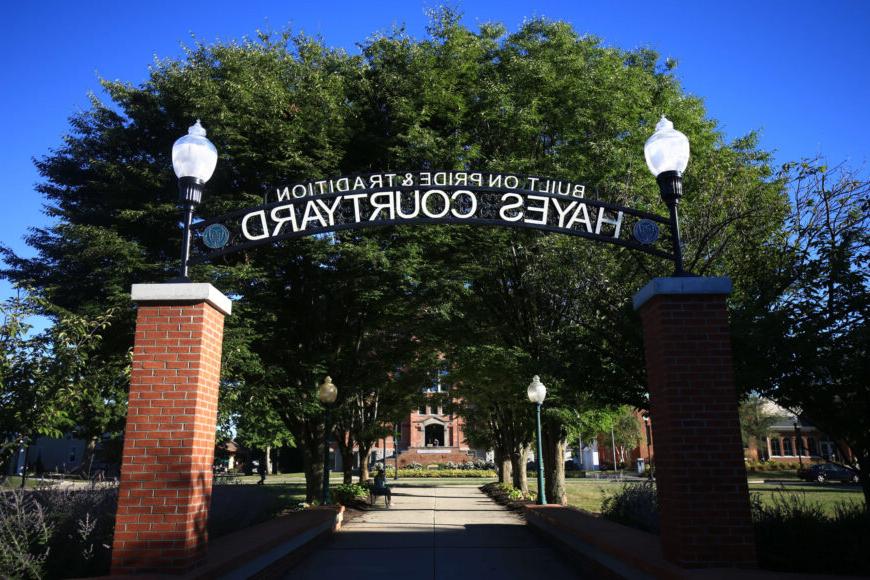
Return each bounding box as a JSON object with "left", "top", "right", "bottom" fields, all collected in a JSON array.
[
  {"left": 1, "top": 477, "right": 63, "bottom": 489},
  {"left": 748, "top": 482, "right": 865, "bottom": 514},
  {"left": 224, "top": 472, "right": 865, "bottom": 517},
  {"left": 746, "top": 470, "right": 801, "bottom": 480},
  {"left": 527, "top": 479, "right": 865, "bottom": 516}
]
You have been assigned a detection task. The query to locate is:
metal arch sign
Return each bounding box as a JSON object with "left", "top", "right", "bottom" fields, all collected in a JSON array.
[{"left": 186, "top": 171, "right": 674, "bottom": 265}]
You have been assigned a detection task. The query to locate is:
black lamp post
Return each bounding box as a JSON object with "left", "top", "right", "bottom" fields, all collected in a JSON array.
[
  {"left": 318, "top": 376, "right": 338, "bottom": 505},
  {"left": 527, "top": 375, "right": 547, "bottom": 505},
  {"left": 171, "top": 120, "right": 218, "bottom": 281},
  {"left": 793, "top": 419, "right": 804, "bottom": 469},
  {"left": 644, "top": 116, "right": 692, "bottom": 277}
]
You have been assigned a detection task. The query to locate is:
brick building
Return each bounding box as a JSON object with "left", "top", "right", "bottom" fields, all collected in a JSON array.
[
  {"left": 332, "top": 373, "right": 485, "bottom": 471},
  {"left": 588, "top": 411, "right": 655, "bottom": 473},
  {"left": 745, "top": 401, "right": 854, "bottom": 464}
]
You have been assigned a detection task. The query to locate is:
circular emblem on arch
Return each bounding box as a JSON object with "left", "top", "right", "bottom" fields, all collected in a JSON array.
[
  {"left": 633, "top": 219, "right": 660, "bottom": 245},
  {"left": 202, "top": 223, "right": 231, "bottom": 249}
]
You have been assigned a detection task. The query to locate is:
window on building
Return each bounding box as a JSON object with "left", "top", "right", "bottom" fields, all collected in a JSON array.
[
  {"left": 806, "top": 437, "right": 816, "bottom": 456},
  {"left": 770, "top": 437, "right": 781, "bottom": 456},
  {"left": 782, "top": 438, "right": 793, "bottom": 456},
  {"left": 419, "top": 406, "right": 426, "bottom": 415}
]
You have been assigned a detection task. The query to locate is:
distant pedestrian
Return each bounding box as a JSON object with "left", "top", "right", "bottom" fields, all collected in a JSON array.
[{"left": 257, "top": 458, "right": 267, "bottom": 485}]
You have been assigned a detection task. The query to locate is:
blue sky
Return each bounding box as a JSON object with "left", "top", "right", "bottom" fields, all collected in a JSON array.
[{"left": 2, "top": 0, "right": 869, "bottom": 306}]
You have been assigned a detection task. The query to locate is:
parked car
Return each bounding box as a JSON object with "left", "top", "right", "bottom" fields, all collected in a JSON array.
[{"left": 798, "top": 462, "right": 859, "bottom": 483}]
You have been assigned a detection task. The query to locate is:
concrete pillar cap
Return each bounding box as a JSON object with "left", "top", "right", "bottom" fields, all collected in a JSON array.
[
  {"left": 633, "top": 276, "right": 731, "bottom": 311},
  {"left": 131, "top": 283, "right": 232, "bottom": 316}
]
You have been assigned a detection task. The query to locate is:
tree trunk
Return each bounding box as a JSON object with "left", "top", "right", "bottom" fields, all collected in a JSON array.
[
  {"left": 510, "top": 447, "right": 528, "bottom": 494},
  {"left": 495, "top": 446, "right": 511, "bottom": 484},
  {"left": 518, "top": 446, "right": 529, "bottom": 494},
  {"left": 82, "top": 436, "right": 97, "bottom": 476},
  {"left": 358, "top": 443, "right": 373, "bottom": 484},
  {"left": 264, "top": 445, "right": 272, "bottom": 475},
  {"left": 542, "top": 422, "right": 567, "bottom": 505},
  {"left": 501, "top": 456, "right": 513, "bottom": 485},
  {"left": 334, "top": 429, "right": 356, "bottom": 485},
  {"left": 302, "top": 442, "right": 324, "bottom": 503},
  {"left": 341, "top": 447, "right": 354, "bottom": 484},
  {"left": 297, "top": 421, "right": 325, "bottom": 503}
]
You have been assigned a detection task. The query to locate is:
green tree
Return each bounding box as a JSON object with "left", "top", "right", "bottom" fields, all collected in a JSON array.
[
  {"left": 451, "top": 345, "right": 535, "bottom": 493},
  {"left": 607, "top": 406, "right": 642, "bottom": 469},
  {"left": 748, "top": 161, "right": 869, "bottom": 501},
  {"left": 738, "top": 395, "right": 778, "bottom": 460},
  {"left": 0, "top": 291, "right": 117, "bottom": 483}
]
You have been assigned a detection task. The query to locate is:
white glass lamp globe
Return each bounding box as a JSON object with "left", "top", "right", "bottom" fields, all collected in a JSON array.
[
  {"left": 644, "top": 116, "right": 690, "bottom": 177},
  {"left": 527, "top": 375, "right": 547, "bottom": 404},
  {"left": 318, "top": 376, "right": 338, "bottom": 404},
  {"left": 172, "top": 120, "right": 218, "bottom": 182}
]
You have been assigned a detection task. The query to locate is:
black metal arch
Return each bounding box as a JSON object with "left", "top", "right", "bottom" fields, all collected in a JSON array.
[{"left": 186, "top": 182, "right": 675, "bottom": 266}]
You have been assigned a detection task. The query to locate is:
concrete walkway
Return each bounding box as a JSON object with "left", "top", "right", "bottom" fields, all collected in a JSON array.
[{"left": 287, "top": 484, "right": 581, "bottom": 579}]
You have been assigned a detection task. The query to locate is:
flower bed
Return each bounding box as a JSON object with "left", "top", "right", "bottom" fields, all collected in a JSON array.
[{"left": 480, "top": 482, "right": 532, "bottom": 510}]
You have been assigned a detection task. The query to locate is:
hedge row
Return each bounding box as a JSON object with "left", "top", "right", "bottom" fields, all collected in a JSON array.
[{"left": 387, "top": 469, "right": 497, "bottom": 478}]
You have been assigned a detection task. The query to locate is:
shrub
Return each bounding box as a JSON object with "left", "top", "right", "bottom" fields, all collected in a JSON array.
[
  {"left": 484, "top": 482, "right": 528, "bottom": 502},
  {"left": 0, "top": 489, "right": 52, "bottom": 579},
  {"left": 0, "top": 483, "right": 119, "bottom": 579},
  {"left": 600, "top": 482, "right": 869, "bottom": 575},
  {"left": 393, "top": 469, "right": 495, "bottom": 478},
  {"left": 601, "top": 482, "right": 659, "bottom": 533},
  {"left": 332, "top": 483, "right": 369, "bottom": 507},
  {"left": 751, "top": 490, "right": 869, "bottom": 574},
  {"left": 36, "top": 484, "right": 117, "bottom": 579},
  {"left": 213, "top": 473, "right": 242, "bottom": 485},
  {"left": 406, "top": 462, "right": 423, "bottom": 470}
]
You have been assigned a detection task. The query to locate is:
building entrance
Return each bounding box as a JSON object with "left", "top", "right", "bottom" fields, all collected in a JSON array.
[{"left": 425, "top": 424, "right": 445, "bottom": 447}]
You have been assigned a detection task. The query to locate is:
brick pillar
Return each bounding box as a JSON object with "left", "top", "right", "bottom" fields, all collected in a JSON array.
[
  {"left": 111, "top": 283, "right": 231, "bottom": 574},
  {"left": 634, "top": 277, "right": 756, "bottom": 568}
]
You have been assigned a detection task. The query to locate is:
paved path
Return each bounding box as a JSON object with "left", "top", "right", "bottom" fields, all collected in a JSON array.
[{"left": 287, "top": 484, "right": 581, "bottom": 579}]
